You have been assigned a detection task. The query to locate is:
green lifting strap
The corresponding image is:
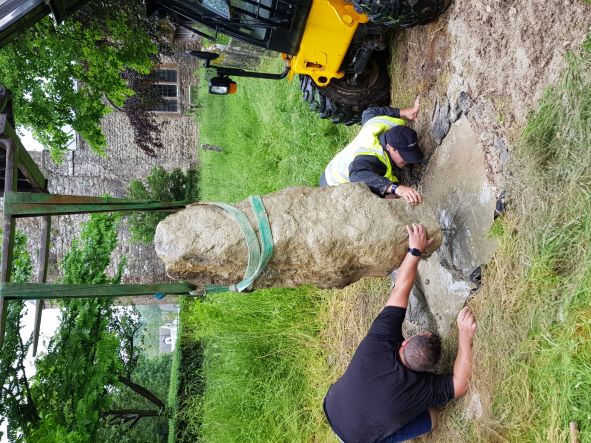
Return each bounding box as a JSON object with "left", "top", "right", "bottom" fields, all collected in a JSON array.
[
  {"left": 193, "top": 196, "right": 274, "bottom": 295},
  {"left": 205, "top": 201, "right": 261, "bottom": 289}
]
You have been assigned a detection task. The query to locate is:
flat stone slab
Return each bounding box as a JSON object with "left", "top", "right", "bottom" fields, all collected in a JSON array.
[{"left": 407, "top": 116, "right": 497, "bottom": 335}]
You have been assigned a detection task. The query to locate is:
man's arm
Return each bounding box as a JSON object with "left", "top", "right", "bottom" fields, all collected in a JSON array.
[
  {"left": 452, "top": 307, "right": 477, "bottom": 398},
  {"left": 400, "top": 96, "right": 420, "bottom": 121},
  {"left": 386, "top": 224, "right": 434, "bottom": 308},
  {"left": 361, "top": 106, "right": 400, "bottom": 125},
  {"left": 360, "top": 97, "right": 420, "bottom": 125},
  {"left": 349, "top": 155, "right": 394, "bottom": 196}
]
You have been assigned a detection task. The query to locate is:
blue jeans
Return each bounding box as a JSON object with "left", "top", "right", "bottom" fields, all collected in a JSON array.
[{"left": 378, "top": 410, "right": 432, "bottom": 443}]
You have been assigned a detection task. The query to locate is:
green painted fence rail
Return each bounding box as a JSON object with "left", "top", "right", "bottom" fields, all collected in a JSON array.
[
  {"left": 0, "top": 283, "right": 198, "bottom": 300},
  {"left": 3, "top": 191, "right": 187, "bottom": 217}
]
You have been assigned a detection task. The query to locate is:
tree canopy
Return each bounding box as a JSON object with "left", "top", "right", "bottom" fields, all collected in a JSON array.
[{"left": 0, "top": 0, "right": 169, "bottom": 161}]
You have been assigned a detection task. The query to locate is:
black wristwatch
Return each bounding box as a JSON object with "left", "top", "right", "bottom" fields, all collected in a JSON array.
[{"left": 407, "top": 247, "right": 421, "bottom": 257}]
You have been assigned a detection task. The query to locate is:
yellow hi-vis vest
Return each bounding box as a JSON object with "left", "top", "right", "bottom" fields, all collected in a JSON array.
[{"left": 324, "top": 116, "right": 407, "bottom": 186}]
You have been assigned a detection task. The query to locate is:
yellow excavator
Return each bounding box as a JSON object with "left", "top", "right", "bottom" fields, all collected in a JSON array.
[{"left": 151, "top": 0, "right": 447, "bottom": 124}]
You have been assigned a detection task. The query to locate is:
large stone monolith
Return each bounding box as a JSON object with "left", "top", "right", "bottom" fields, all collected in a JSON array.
[{"left": 154, "top": 183, "right": 442, "bottom": 290}]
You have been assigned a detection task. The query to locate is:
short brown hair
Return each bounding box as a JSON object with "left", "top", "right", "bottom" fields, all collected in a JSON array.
[{"left": 403, "top": 332, "right": 442, "bottom": 372}]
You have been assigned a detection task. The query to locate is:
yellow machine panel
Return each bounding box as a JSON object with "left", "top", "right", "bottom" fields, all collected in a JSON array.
[{"left": 283, "top": 0, "right": 368, "bottom": 87}]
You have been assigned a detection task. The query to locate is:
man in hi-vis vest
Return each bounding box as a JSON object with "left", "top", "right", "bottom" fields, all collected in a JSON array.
[{"left": 320, "top": 98, "right": 423, "bottom": 205}]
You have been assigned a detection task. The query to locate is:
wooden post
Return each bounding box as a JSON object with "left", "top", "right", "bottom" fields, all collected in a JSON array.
[
  {"left": 32, "top": 215, "right": 51, "bottom": 356},
  {"left": 0, "top": 137, "right": 18, "bottom": 346}
]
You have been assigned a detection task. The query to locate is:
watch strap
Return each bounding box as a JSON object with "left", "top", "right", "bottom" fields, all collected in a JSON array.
[{"left": 407, "top": 247, "right": 421, "bottom": 257}]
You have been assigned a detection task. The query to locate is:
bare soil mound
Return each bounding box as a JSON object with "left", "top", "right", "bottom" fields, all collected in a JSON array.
[{"left": 390, "top": 0, "right": 591, "bottom": 188}]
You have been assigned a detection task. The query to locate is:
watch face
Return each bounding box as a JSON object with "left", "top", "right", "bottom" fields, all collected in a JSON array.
[{"left": 408, "top": 248, "right": 421, "bottom": 257}]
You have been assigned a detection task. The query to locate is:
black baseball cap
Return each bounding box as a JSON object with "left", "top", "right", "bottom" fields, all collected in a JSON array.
[{"left": 379, "top": 126, "right": 423, "bottom": 164}]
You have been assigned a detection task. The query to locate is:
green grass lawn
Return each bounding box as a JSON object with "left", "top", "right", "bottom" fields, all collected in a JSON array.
[
  {"left": 197, "top": 62, "right": 356, "bottom": 202},
  {"left": 183, "top": 288, "right": 331, "bottom": 442},
  {"left": 168, "top": 297, "right": 205, "bottom": 443}
]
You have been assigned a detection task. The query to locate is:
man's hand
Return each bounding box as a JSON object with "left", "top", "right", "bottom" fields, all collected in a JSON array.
[
  {"left": 453, "top": 307, "right": 477, "bottom": 398},
  {"left": 457, "top": 307, "right": 477, "bottom": 342},
  {"left": 406, "top": 223, "right": 435, "bottom": 252},
  {"left": 400, "top": 96, "right": 420, "bottom": 121},
  {"left": 394, "top": 185, "right": 422, "bottom": 206}
]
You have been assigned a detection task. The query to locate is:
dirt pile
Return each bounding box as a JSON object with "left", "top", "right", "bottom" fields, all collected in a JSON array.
[
  {"left": 390, "top": 0, "right": 591, "bottom": 188},
  {"left": 155, "top": 183, "right": 442, "bottom": 290}
]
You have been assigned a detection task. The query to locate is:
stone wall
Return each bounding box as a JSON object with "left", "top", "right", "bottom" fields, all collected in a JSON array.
[{"left": 21, "top": 47, "right": 200, "bottom": 285}]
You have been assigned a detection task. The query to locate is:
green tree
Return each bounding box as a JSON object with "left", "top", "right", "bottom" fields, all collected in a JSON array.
[
  {"left": 25, "top": 213, "right": 125, "bottom": 442},
  {"left": 61, "top": 212, "right": 124, "bottom": 286},
  {"left": 97, "top": 354, "right": 173, "bottom": 443},
  {"left": 0, "top": 0, "right": 167, "bottom": 161},
  {"left": 126, "top": 166, "right": 200, "bottom": 244},
  {"left": 0, "top": 231, "right": 33, "bottom": 443}
]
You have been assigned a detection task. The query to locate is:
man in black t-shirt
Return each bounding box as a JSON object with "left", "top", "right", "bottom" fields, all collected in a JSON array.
[{"left": 324, "top": 224, "right": 477, "bottom": 443}]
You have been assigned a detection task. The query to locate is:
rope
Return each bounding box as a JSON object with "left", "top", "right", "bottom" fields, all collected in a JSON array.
[{"left": 190, "top": 196, "right": 274, "bottom": 296}]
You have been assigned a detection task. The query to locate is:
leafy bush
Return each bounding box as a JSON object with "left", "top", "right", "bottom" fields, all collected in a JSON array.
[
  {"left": 126, "top": 166, "right": 200, "bottom": 244},
  {"left": 62, "top": 213, "right": 124, "bottom": 285},
  {"left": 9, "top": 230, "right": 33, "bottom": 284}
]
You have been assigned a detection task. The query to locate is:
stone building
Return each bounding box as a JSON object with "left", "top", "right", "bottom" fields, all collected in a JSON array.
[{"left": 24, "top": 38, "right": 201, "bottom": 285}]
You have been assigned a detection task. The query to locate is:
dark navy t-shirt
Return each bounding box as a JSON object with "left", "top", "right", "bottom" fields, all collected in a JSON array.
[{"left": 324, "top": 306, "right": 454, "bottom": 443}]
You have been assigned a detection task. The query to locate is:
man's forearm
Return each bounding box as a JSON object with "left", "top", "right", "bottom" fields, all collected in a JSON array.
[
  {"left": 386, "top": 253, "right": 420, "bottom": 308},
  {"left": 452, "top": 336, "right": 473, "bottom": 398},
  {"left": 349, "top": 172, "right": 392, "bottom": 196}
]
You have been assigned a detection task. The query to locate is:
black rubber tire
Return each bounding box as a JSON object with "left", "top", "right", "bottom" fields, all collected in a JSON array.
[
  {"left": 299, "top": 55, "right": 390, "bottom": 126},
  {"left": 353, "top": 0, "right": 451, "bottom": 28}
]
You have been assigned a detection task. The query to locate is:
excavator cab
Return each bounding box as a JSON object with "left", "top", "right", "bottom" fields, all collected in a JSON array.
[
  {"left": 151, "top": 0, "right": 369, "bottom": 87},
  {"left": 150, "top": 0, "right": 310, "bottom": 55}
]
